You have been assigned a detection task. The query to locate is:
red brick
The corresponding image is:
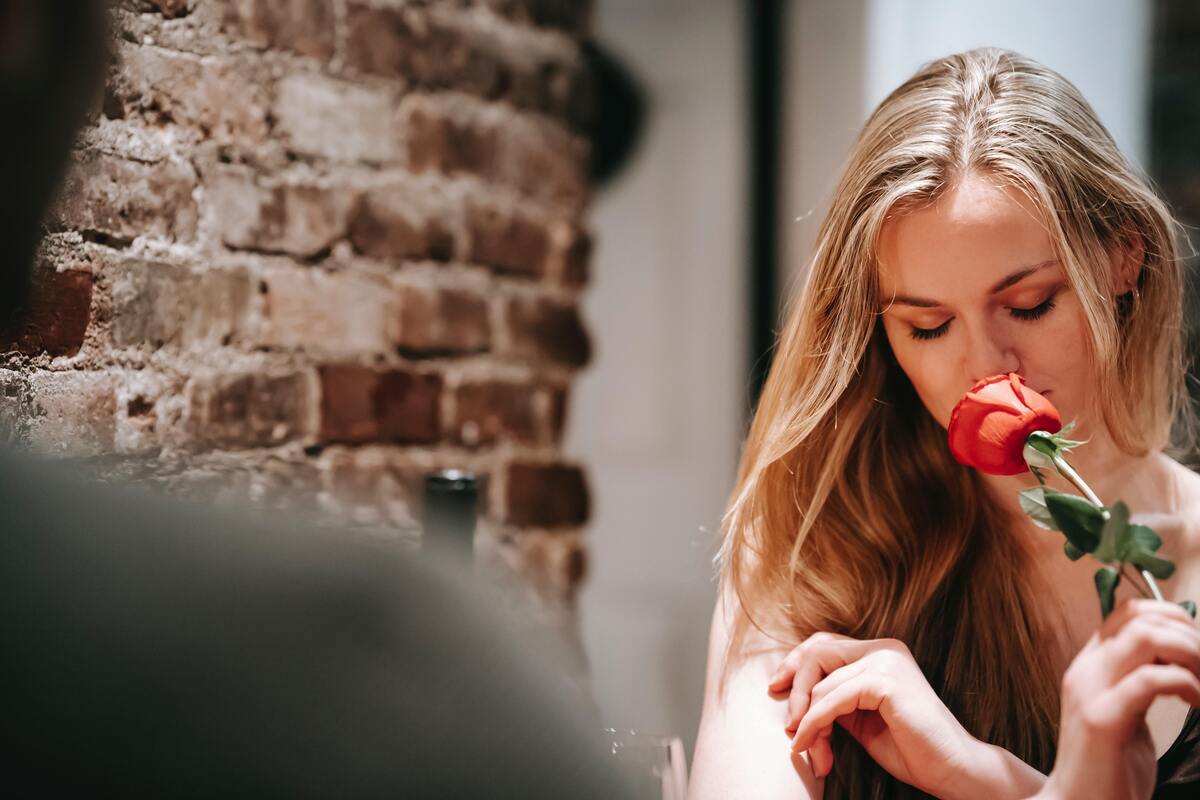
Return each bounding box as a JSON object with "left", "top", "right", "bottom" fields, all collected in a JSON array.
[
  {"left": 502, "top": 461, "right": 589, "bottom": 527},
  {"left": 345, "top": 3, "right": 504, "bottom": 95},
  {"left": 449, "top": 380, "right": 562, "bottom": 447},
  {"left": 466, "top": 200, "right": 549, "bottom": 277},
  {"left": 274, "top": 74, "right": 400, "bottom": 164},
  {"left": 344, "top": 3, "right": 589, "bottom": 128},
  {"left": 391, "top": 284, "right": 490, "bottom": 356},
  {"left": 318, "top": 365, "right": 442, "bottom": 445},
  {"left": 258, "top": 266, "right": 391, "bottom": 355},
  {"left": 348, "top": 183, "right": 458, "bottom": 261},
  {"left": 185, "top": 370, "right": 315, "bottom": 449},
  {"left": 0, "top": 265, "right": 93, "bottom": 357},
  {"left": 56, "top": 150, "right": 199, "bottom": 243},
  {"left": 107, "top": 43, "right": 270, "bottom": 143},
  {"left": 223, "top": 0, "right": 336, "bottom": 60},
  {"left": 208, "top": 166, "right": 356, "bottom": 258},
  {"left": 502, "top": 295, "right": 590, "bottom": 367},
  {"left": 401, "top": 94, "right": 587, "bottom": 208},
  {"left": 110, "top": 260, "right": 252, "bottom": 349},
  {"left": 546, "top": 384, "right": 568, "bottom": 442}
]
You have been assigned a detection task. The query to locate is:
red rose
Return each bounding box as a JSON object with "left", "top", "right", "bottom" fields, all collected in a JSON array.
[{"left": 948, "top": 373, "right": 1062, "bottom": 476}]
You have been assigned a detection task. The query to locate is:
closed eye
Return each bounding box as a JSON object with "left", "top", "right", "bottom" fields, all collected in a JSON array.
[
  {"left": 906, "top": 293, "right": 1058, "bottom": 342},
  {"left": 1008, "top": 294, "right": 1057, "bottom": 321}
]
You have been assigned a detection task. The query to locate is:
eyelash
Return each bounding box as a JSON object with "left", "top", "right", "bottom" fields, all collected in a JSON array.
[{"left": 908, "top": 295, "right": 1058, "bottom": 341}]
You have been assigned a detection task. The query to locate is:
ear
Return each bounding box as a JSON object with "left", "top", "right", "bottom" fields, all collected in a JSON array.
[{"left": 1107, "top": 231, "right": 1145, "bottom": 295}]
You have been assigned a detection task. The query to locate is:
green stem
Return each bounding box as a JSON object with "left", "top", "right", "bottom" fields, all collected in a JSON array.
[{"left": 1051, "top": 453, "right": 1165, "bottom": 602}]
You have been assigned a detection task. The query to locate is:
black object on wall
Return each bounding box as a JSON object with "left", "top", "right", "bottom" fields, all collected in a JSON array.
[{"left": 746, "top": 0, "right": 784, "bottom": 415}]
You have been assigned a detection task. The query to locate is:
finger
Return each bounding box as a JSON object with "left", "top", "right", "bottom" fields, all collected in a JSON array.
[
  {"left": 769, "top": 632, "right": 856, "bottom": 692},
  {"left": 1104, "top": 598, "right": 1195, "bottom": 638},
  {"left": 783, "top": 639, "right": 873, "bottom": 732},
  {"left": 1106, "top": 664, "right": 1200, "bottom": 728},
  {"left": 1107, "top": 618, "right": 1200, "bottom": 684},
  {"left": 788, "top": 660, "right": 869, "bottom": 734},
  {"left": 810, "top": 725, "right": 834, "bottom": 778},
  {"left": 791, "top": 673, "right": 886, "bottom": 752}
]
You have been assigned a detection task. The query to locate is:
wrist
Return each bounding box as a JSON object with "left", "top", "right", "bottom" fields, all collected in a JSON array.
[{"left": 938, "top": 739, "right": 1048, "bottom": 800}]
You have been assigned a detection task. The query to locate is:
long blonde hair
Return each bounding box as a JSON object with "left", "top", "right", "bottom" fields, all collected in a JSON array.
[{"left": 718, "top": 47, "right": 1190, "bottom": 798}]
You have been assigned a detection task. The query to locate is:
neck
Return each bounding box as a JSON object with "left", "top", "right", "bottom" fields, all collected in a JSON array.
[{"left": 978, "top": 425, "right": 1167, "bottom": 557}]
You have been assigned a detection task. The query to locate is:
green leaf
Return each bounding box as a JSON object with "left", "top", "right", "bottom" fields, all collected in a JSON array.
[
  {"left": 1064, "top": 540, "right": 1085, "bottom": 561},
  {"left": 1045, "top": 492, "right": 1104, "bottom": 554},
  {"left": 1179, "top": 600, "right": 1197, "bottom": 620},
  {"left": 1120, "top": 524, "right": 1163, "bottom": 559},
  {"left": 1095, "top": 566, "right": 1121, "bottom": 619},
  {"left": 1059, "top": 420, "right": 1077, "bottom": 437},
  {"left": 1094, "top": 501, "right": 1129, "bottom": 563},
  {"left": 1128, "top": 550, "right": 1176, "bottom": 580},
  {"left": 1018, "top": 486, "right": 1059, "bottom": 530}
]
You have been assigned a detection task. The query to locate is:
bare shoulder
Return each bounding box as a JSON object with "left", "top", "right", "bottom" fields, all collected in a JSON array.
[
  {"left": 1144, "top": 456, "right": 1200, "bottom": 600},
  {"left": 689, "top": 583, "right": 823, "bottom": 800}
]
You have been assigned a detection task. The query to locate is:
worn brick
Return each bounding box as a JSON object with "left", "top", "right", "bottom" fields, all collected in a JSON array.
[
  {"left": 0, "top": 266, "right": 94, "bottom": 357},
  {"left": 24, "top": 372, "right": 117, "bottom": 458},
  {"left": 274, "top": 74, "right": 400, "bottom": 164},
  {"left": 186, "top": 370, "right": 314, "bottom": 449},
  {"left": 208, "top": 166, "right": 356, "bottom": 257},
  {"left": 321, "top": 447, "right": 424, "bottom": 527},
  {"left": 111, "top": 260, "right": 252, "bottom": 349},
  {"left": 391, "top": 284, "right": 490, "bottom": 355},
  {"left": 348, "top": 182, "right": 458, "bottom": 260},
  {"left": 258, "top": 266, "right": 391, "bottom": 355},
  {"left": 502, "top": 461, "right": 588, "bottom": 527},
  {"left": 56, "top": 150, "right": 199, "bottom": 243},
  {"left": 318, "top": 365, "right": 442, "bottom": 445},
  {"left": 466, "top": 199, "right": 549, "bottom": 277},
  {"left": 107, "top": 43, "right": 270, "bottom": 143},
  {"left": 345, "top": 3, "right": 504, "bottom": 94},
  {"left": 0, "top": 370, "right": 30, "bottom": 446},
  {"left": 499, "top": 530, "right": 588, "bottom": 604},
  {"left": 401, "top": 94, "right": 587, "bottom": 208},
  {"left": 127, "top": 0, "right": 192, "bottom": 17},
  {"left": 449, "top": 380, "right": 550, "bottom": 446},
  {"left": 223, "top": 0, "right": 336, "bottom": 60},
  {"left": 502, "top": 295, "right": 590, "bottom": 367},
  {"left": 345, "top": 3, "right": 589, "bottom": 127},
  {"left": 545, "top": 219, "right": 590, "bottom": 286}
]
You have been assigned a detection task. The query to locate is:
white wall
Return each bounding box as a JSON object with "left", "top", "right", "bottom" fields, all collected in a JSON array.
[
  {"left": 572, "top": 0, "right": 748, "bottom": 762},
  {"left": 782, "top": 0, "right": 1152, "bottom": 298}
]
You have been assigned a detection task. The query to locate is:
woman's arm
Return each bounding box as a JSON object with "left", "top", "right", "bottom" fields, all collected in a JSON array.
[{"left": 689, "top": 584, "right": 823, "bottom": 799}]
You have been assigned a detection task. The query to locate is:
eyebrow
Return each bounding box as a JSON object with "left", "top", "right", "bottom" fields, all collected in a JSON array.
[{"left": 881, "top": 260, "right": 1059, "bottom": 309}]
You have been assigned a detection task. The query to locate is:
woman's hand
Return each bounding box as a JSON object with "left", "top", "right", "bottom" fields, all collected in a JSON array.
[
  {"left": 769, "top": 632, "right": 1029, "bottom": 799},
  {"left": 1036, "top": 598, "right": 1200, "bottom": 800}
]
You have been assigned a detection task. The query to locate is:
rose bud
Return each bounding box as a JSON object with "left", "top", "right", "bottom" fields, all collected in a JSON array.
[{"left": 947, "top": 373, "right": 1062, "bottom": 476}]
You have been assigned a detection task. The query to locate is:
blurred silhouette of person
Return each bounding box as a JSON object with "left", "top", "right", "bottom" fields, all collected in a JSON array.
[{"left": 0, "top": 2, "right": 635, "bottom": 796}]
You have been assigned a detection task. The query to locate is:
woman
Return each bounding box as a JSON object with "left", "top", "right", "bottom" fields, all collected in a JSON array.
[{"left": 690, "top": 47, "right": 1200, "bottom": 798}]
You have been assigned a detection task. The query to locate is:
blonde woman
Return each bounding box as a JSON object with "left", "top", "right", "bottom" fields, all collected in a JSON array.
[{"left": 690, "top": 48, "right": 1200, "bottom": 799}]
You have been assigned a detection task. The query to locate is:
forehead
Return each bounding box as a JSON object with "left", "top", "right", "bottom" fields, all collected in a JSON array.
[{"left": 876, "top": 173, "right": 1057, "bottom": 293}]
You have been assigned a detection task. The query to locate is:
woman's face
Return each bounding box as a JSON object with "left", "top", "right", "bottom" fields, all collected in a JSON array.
[{"left": 876, "top": 171, "right": 1123, "bottom": 432}]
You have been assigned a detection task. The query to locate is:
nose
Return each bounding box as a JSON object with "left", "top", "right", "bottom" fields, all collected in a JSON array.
[{"left": 963, "top": 321, "right": 1020, "bottom": 385}]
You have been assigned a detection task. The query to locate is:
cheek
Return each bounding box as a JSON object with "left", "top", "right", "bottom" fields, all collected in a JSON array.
[{"left": 881, "top": 322, "right": 962, "bottom": 427}]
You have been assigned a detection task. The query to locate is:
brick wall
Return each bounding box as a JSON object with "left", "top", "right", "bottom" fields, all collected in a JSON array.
[{"left": 0, "top": 0, "right": 595, "bottom": 617}]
